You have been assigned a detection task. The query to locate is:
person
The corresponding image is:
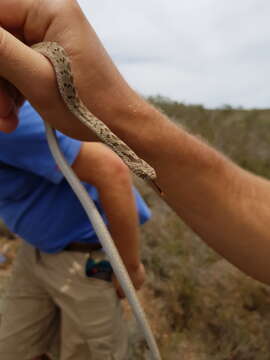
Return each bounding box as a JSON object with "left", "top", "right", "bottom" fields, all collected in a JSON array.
[
  {"left": 0, "top": 0, "right": 270, "bottom": 285},
  {"left": 0, "top": 101, "right": 151, "bottom": 360}
]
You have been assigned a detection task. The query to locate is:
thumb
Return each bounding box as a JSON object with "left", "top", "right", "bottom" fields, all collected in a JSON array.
[
  {"left": 0, "top": 27, "right": 56, "bottom": 106},
  {"left": 0, "top": 26, "right": 101, "bottom": 140}
]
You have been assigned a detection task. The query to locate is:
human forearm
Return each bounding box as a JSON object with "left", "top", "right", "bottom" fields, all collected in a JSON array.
[
  {"left": 72, "top": 141, "right": 145, "bottom": 297},
  {"left": 98, "top": 174, "right": 141, "bottom": 271},
  {"left": 98, "top": 176, "right": 147, "bottom": 297},
  {"left": 106, "top": 104, "right": 270, "bottom": 283},
  {"left": 72, "top": 142, "right": 142, "bottom": 271},
  {"left": 180, "top": 157, "right": 270, "bottom": 285}
]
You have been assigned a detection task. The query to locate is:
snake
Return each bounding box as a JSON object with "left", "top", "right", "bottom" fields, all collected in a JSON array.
[
  {"left": 31, "top": 42, "right": 162, "bottom": 359},
  {"left": 31, "top": 42, "right": 157, "bottom": 183}
]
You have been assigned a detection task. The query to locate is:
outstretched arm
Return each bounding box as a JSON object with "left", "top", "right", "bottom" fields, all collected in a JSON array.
[{"left": 0, "top": 0, "right": 270, "bottom": 284}]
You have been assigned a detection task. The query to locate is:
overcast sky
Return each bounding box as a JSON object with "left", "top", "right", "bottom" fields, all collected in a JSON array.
[{"left": 78, "top": 0, "right": 270, "bottom": 109}]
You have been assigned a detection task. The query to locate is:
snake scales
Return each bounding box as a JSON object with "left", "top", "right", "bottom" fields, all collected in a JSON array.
[
  {"left": 31, "top": 42, "right": 157, "bottom": 182},
  {"left": 33, "top": 41, "right": 162, "bottom": 359}
]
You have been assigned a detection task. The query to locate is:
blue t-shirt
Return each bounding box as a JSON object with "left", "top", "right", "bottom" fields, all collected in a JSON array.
[{"left": 0, "top": 102, "right": 151, "bottom": 253}]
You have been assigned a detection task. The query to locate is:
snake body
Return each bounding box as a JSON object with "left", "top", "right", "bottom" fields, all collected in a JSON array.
[
  {"left": 31, "top": 42, "right": 156, "bottom": 181},
  {"left": 34, "top": 41, "right": 162, "bottom": 359}
]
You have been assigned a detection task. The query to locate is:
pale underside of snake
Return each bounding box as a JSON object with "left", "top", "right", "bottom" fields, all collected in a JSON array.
[{"left": 31, "top": 42, "right": 159, "bottom": 186}]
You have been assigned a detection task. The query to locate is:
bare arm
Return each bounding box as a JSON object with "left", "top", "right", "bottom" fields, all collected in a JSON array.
[
  {"left": 0, "top": 0, "right": 270, "bottom": 284},
  {"left": 71, "top": 141, "right": 145, "bottom": 292},
  {"left": 114, "top": 106, "right": 270, "bottom": 284}
]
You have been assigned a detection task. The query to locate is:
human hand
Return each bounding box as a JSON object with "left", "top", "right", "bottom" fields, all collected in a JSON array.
[
  {"left": 0, "top": 0, "right": 137, "bottom": 138},
  {"left": 112, "top": 262, "right": 146, "bottom": 299}
]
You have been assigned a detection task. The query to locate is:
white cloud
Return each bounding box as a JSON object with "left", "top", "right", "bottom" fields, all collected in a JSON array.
[{"left": 78, "top": 0, "right": 270, "bottom": 108}]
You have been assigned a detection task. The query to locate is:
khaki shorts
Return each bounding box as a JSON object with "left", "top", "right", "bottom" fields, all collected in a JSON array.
[{"left": 0, "top": 241, "right": 127, "bottom": 360}]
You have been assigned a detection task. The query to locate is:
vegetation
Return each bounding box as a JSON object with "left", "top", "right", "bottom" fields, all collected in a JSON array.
[{"left": 1, "top": 96, "right": 270, "bottom": 359}]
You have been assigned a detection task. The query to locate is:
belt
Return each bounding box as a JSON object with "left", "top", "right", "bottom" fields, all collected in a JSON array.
[{"left": 64, "top": 242, "right": 102, "bottom": 252}]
